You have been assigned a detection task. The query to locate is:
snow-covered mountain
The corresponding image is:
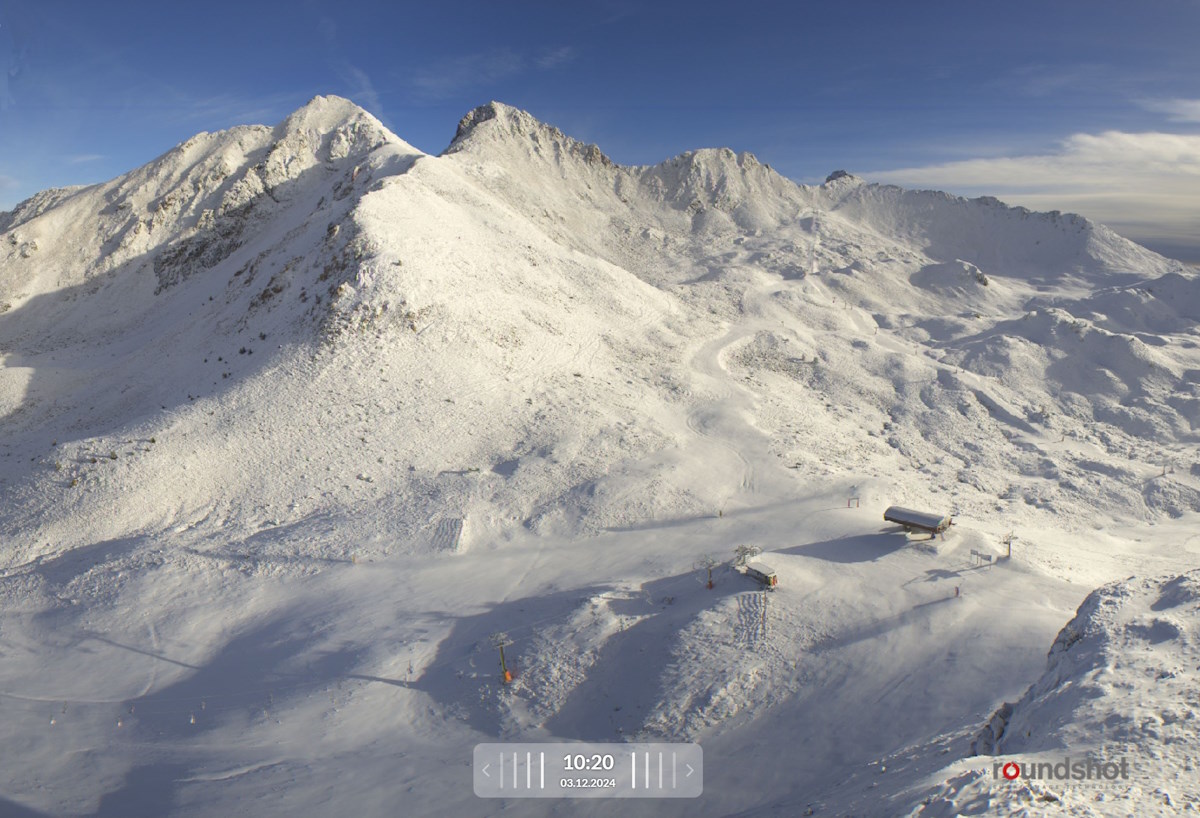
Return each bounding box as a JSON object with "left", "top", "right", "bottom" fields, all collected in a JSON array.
[{"left": 1, "top": 97, "right": 1197, "bottom": 817}]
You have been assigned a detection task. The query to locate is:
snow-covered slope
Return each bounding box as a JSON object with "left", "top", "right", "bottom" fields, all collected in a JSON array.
[
  {"left": 975, "top": 571, "right": 1200, "bottom": 763},
  {"left": 1, "top": 97, "right": 1197, "bottom": 817},
  {"left": 778, "top": 570, "right": 1200, "bottom": 817}
]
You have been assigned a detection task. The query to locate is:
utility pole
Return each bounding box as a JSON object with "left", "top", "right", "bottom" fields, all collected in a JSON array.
[{"left": 491, "top": 632, "right": 514, "bottom": 684}]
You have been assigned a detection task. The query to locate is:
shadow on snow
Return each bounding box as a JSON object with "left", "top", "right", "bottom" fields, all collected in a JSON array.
[
  {"left": 405, "top": 565, "right": 761, "bottom": 742},
  {"left": 780, "top": 532, "right": 908, "bottom": 563},
  {"left": 121, "top": 608, "right": 362, "bottom": 739}
]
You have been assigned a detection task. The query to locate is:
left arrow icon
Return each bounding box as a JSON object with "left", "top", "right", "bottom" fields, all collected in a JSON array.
[{"left": 482, "top": 764, "right": 491, "bottom": 778}]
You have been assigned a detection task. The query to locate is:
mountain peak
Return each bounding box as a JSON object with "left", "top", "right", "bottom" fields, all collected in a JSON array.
[
  {"left": 269, "top": 94, "right": 414, "bottom": 160},
  {"left": 675, "top": 147, "right": 762, "bottom": 171},
  {"left": 448, "top": 101, "right": 513, "bottom": 143},
  {"left": 277, "top": 95, "right": 379, "bottom": 135},
  {"left": 823, "top": 169, "right": 863, "bottom": 187},
  {"left": 442, "top": 101, "right": 614, "bottom": 168}
]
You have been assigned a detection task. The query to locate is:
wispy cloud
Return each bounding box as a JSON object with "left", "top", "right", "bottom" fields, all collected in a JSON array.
[
  {"left": 1002, "top": 63, "right": 1111, "bottom": 98},
  {"left": 0, "top": 11, "right": 23, "bottom": 112},
  {"left": 999, "top": 62, "right": 1178, "bottom": 103},
  {"left": 412, "top": 48, "right": 525, "bottom": 99},
  {"left": 536, "top": 46, "right": 576, "bottom": 70},
  {"left": 335, "top": 63, "right": 384, "bottom": 119},
  {"left": 64, "top": 153, "right": 103, "bottom": 164},
  {"left": 0, "top": 174, "right": 17, "bottom": 190},
  {"left": 865, "top": 130, "right": 1200, "bottom": 252},
  {"left": 409, "top": 45, "right": 577, "bottom": 100},
  {"left": 162, "top": 91, "right": 300, "bottom": 127},
  {"left": 1141, "top": 98, "right": 1200, "bottom": 124},
  {"left": 318, "top": 16, "right": 385, "bottom": 121}
]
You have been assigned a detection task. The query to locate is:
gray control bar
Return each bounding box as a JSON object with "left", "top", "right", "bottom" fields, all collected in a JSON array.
[{"left": 473, "top": 742, "right": 703, "bottom": 798}]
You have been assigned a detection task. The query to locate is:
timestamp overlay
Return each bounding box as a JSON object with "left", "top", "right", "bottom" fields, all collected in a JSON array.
[{"left": 473, "top": 742, "right": 703, "bottom": 799}]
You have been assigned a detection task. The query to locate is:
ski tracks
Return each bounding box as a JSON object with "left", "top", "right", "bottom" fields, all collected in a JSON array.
[{"left": 684, "top": 284, "right": 790, "bottom": 498}]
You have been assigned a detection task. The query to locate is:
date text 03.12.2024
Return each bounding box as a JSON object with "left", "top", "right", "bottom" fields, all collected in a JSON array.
[{"left": 560, "top": 778, "right": 617, "bottom": 789}]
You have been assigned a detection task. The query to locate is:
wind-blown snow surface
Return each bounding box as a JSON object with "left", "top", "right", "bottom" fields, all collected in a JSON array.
[{"left": 0, "top": 97, "right": 1198, "bottom": 817}]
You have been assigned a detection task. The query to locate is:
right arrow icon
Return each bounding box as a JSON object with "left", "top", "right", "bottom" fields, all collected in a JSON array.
[{"left": 685, "top": 764, "right": 695, "bottom": 778}]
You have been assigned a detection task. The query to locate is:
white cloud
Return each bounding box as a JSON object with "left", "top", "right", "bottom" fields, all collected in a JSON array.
[
  {"left": 65, "top": 153, "right": 103, "bottom": 165},
  {"left": 1141, "top": 98, "right": 1200, "bottom": 124},
  {"left": 866, "top": 131, "right": 1200, "bottom": 253},
  {"left": 0, "top": 174, "right": 16, "bottom": 190}
]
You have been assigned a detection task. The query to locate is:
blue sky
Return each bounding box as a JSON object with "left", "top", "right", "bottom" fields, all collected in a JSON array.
[{"left": 2, "top": 0, "right": 1198, "bottom": 259}]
